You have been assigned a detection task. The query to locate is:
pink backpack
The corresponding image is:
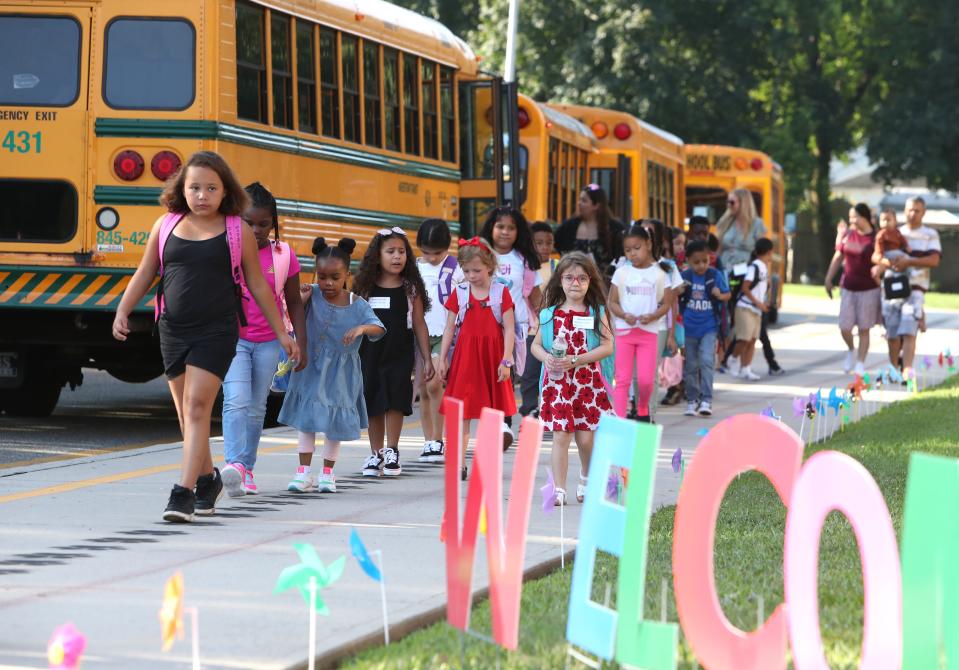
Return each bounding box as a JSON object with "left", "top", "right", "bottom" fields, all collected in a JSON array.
[
  {"left": 155, "top": 212, "right": 247, "bottom": 326},
  {"left": 450, "top": 280, "right": 527, "bottom": 374}
]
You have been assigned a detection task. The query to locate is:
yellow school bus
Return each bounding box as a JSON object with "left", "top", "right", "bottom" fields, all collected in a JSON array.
[
  {"left": 515, "top": 95, "right": 597, "bottom": 224},
  {"left": 0, "top": 0, "right": 510, "bottom": 415},
  {"left": 545, "top": 104, "right": 685, "bottom": 227},
  {"left": 683, "top": 144, "right": 786, "bottom": 315}
]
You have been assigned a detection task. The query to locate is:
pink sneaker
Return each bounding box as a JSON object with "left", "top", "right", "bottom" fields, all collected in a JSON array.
[
  {"left": 221, "top": 463, "right": 247, "bottom": 498},
  {"left": 243, "top": 469, "right": 258, "bottom": 495}
]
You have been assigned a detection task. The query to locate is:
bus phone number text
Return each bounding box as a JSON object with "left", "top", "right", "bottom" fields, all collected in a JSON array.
[{"left": 97, "top": 230, "right": 147, "bottom": 246}]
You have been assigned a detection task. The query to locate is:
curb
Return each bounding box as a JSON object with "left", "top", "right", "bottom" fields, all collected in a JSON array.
[{"left": 283, "top": 547, "right": 578, "bottom": 670}]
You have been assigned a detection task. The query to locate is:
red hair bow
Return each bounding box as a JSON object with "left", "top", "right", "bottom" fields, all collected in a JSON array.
[{"left": 458, "top": 236, "right": 484, "bottom": 248}]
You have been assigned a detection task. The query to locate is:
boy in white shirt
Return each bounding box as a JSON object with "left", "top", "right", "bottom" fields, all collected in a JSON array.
[{"left": 728, "top": 238, "right": 774, "bottom": 381}]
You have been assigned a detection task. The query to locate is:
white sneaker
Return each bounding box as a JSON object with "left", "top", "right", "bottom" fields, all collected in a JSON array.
[
  {"left": 854, "top": 361, "right": 865, "bottom": 377},
  {"left": 419, "top": 440, "right": 445, "bottom": 463},
  {"left": 843, "top": 350, "right": 855, "bottom": 374},
  {"left": 221, "top": 463, "right": 247, "bottom": 498},
  {"left": 684, "top": 401, "right": 697, "bottom": 416},
  {"left": 576, "top": 475, "right": 588, "bottom": 503},
  {"left": 741, "top": 367, "right": 761, "bottom": 381},
  {"left": 287, "top": 466, "right": 316, "bottom": 492},
  {"left": 554, "top": 487, "right": 567, "bottom": 506},
  {"left": 727, "top": 356, "right": 742, "bottom": 377},
  {"left": 317, "top": 468, "right": 337, "bottom": 493},
  {"left": 698, "top": 400, "right": 713, "bottom": 416}
]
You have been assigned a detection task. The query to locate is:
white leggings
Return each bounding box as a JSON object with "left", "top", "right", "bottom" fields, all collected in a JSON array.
[{"left": 297, "top": 431, "right": 341, "bottom": 462}]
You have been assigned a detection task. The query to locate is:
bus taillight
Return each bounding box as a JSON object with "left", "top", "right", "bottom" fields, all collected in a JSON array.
[
  {"left": 114, "top": 150, "right": 144, "bottom": 181},
  {"left": 591, "top": 121, "right": 609, "bottom": 139},
  {"left": 613, "top": 123, "right": 631, "bottom": 140},
  {"left": 750, "top": 157, "right": 763, "bottom": 171},
  {"left": 517, "top": 106, "right": 531, "bottom": 129},
  {"left": 151, "top": 151, "right": 182, "bottom": 181}
]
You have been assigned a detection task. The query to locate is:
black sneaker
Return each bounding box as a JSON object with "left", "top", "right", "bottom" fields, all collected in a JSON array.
[
  {"left": 382, "top": 447, "right": 402, "bottom": 476},
  {"left": 362, "top": 451, "right": 383, "bottom": 477},
  {"left": 461, "top": 466, "right": 468, "bottom": 481},
  {"left": 194, "top": 468, "right": 223, "bottom": 516},
  {"left": 163, "top": 484, "right": 195, "bottom": 523}
]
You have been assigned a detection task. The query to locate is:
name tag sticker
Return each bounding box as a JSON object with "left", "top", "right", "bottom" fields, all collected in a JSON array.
[
  {"left": 891, "top": 282, "right": 903, "bottom": 291},
  {"left": 572, "top": 316, "right": 594, "bottom": 330},
  {"left": 369, "top": 296, "right": 391, "bottom": 310},
  {"left": 733, "top": 263, "right": 749, "bottom": 276}
]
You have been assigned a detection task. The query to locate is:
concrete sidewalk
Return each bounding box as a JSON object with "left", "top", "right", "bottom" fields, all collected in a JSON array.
[{"left": 1, "top": 301, "right": 956, "bottom": 669}]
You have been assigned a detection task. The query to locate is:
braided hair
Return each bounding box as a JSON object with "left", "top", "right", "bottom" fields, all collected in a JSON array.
[{"left": 245, "top": 182, "right": 279, "bottom": 239}]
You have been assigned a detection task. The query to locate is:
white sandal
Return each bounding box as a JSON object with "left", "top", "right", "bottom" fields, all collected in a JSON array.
[
  {"left": 576, "top": 475, "right": 588, "bottom": 503},
  {"left": 554, "top": 487, "right": 567, "bottom": 506}
]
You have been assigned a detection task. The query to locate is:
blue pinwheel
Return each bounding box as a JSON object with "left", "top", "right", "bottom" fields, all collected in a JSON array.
[{"left": 349, "top": 528, "right": 382, "bottom": 582}]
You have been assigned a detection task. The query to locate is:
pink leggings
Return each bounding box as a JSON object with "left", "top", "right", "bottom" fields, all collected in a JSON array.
[{"left": 613, "top": 328, "right": 659, "bottom": 418}]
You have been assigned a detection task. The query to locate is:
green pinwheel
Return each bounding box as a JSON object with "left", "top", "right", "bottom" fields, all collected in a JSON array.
[{"left": 273, "top": 543, "right": 346, "bottom": 615}]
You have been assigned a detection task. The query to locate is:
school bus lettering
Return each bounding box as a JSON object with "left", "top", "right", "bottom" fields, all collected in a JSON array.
[
  {"left": 0, "top": 110, "right": 30, "bottom": 120},
  {"left": 686, "top": 153, "right": 731, "bottom": 171},
  {"left": 35, "top": 111, "right": 58, "bottom": 121},
  {"left": 1, "top": 130, "right": 42, "bottom": 154},
  {"left": 96, "top": 230, "right": 147, "bottom": 246},
  {"left": 398, "top": 182, "right": 419, "bottom": 194}
]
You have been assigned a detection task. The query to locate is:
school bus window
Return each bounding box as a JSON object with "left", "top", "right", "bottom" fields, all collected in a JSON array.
[
  {"left": 362, "top": 42, "right": 382, "bottom": 148},
  {"left": 270, "top": 13, "right": 293, "bottom": 128},
  {"left": 403, "top": 54, "right": 420, "bottom": 155},
  {"left": 548, "top": 138, "right": 558, "bottom": 221},
  {"left": 319, "top": 28, "right": 339, "bottom": 138},
  {"left": 236, "top": 3, "right": 267, "bottom": 123},
  {"left": 421, "top": 61, "right": 438, "bottom": 159},
  {"left": 590, "top": 168, "right": 615, "bottom": 207},
  {"left": 104, "top": 18, "right": 194, "bottom": 110},
  {"left": 383, "top": 48, "right": 400, "bottom": 151},
  {"left": 341, "top": 34, "right": 360, "bottom": 142},
  {"left": 458, "top": 83, "right": 493, "bottom": 179},
  {"left": 0, "top": 16, "right": 80, "bottom": 107},
  {"left": 296, "top": 22, "right": 316, "bottom": 133},
  {"left": 560, "top": 143, "right": 570, "bottom": 222},
  {"left": 0, "top": 180, "right": 78, "bottom": 243},
  {"left": 440, "top": 66, "right": 455, "bottom": 163},
  {"left": 666, "top": 168, "right": 675, "bottom": 225}
]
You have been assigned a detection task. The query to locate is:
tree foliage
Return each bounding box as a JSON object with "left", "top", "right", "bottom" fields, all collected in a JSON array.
[{"left": 394, "top": 0, "right": 958, "bottom": 254}]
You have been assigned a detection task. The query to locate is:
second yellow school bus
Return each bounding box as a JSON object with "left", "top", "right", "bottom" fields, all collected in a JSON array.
[
  {"left": 546, "top": 103, "right": 685, "bottom": 227},
  {"left": 684, "top": 144, "right": 786, "bottom": 315},
  {"left": 0, "top": 0, "right": 509, "bottom": 415}
]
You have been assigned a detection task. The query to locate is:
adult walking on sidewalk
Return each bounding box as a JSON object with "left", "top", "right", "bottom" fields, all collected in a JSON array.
[
  {"left": 554, "top": 184, "right": 626, "bottom": 282},
  {"left": 873, "top": 197, "right": 941, "bottom": 373},
  {"left": 824, "top": 203, "right": 881, "bottom": 377}
]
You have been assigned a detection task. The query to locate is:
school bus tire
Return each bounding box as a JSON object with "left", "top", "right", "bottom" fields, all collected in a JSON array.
[{"left": 2, "top": 371, "right": 62, "bottom": 418}]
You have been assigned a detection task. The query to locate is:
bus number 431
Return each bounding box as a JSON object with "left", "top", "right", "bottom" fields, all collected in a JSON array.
[{"left": 2, "top": 131, "right": 42, "bottom": 154}]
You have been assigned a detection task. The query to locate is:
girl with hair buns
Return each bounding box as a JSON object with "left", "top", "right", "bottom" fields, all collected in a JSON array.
[
  {"left": 279, "top": 237, "right": 385, "bottom": 493},
  {"left": 220, "top": 182, "right": 307, "bottom": 497}
]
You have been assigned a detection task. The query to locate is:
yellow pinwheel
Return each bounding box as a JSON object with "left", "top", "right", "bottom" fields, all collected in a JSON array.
[{"left": 159, "top": 571, "right": 184, "bottom": 651}]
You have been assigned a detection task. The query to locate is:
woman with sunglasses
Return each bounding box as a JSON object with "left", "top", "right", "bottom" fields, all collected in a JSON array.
[
  {"left": 353, "top": 227, "right": 434, "bottom": 477},
  {"left": 554, "top": 184, "right": 625, "bottom": 280}
]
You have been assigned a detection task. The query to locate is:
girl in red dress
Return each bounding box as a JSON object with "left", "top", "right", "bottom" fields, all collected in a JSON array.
[
  {"left": 439, "top": 237, "right": 517, "bottom": 480},
  {"left": 531, "top": 252, "right": 614, "bottom": 505}
]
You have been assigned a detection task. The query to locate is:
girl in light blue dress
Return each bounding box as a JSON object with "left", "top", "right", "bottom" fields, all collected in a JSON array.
[{"left": 278, "top": 237, "right": 385, "bottom": 493}]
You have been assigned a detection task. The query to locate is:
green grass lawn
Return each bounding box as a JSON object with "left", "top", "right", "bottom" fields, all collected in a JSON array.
[
  {"left": 341, "top": 375, "right": 959, "bottom": 669},
  {"left": 783, "top": 282, "right": 959, "bottom": 310}
]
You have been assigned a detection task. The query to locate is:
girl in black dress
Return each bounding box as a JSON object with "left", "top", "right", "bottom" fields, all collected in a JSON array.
[{"left": 353, "top": 228, "right": 434, "bottom": 476}]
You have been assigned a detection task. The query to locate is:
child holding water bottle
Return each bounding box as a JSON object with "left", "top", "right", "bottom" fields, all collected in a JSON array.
[{"left": 531, "top": 252, "right": 614, "bottom": 505}]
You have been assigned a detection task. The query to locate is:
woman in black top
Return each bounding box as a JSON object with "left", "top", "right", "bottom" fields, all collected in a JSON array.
[{"left": 554, "top": 184, "right": 625, "bottom": 279}]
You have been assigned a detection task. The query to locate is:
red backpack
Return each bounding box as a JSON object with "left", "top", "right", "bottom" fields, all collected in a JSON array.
[{"left": 154, "top": 212, "right": 247, "bottom": 326}]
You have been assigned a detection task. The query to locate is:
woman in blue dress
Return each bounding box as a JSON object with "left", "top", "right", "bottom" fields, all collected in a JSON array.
[{"left": 278, "top": 237, "right": 385, "bottom": 493}]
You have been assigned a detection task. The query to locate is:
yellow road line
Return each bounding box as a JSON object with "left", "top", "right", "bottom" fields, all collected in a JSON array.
[
  {"left": 0, "top": 421, "right": 423, "bottom": 503},
  {"left": 21, "top": 273, "right": 62, "bottom": 304},
  {"left": 0, "top": 272, "right": 35, "bottom": 303}
]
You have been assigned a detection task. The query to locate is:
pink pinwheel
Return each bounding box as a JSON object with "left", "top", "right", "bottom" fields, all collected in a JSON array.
[
  {"left": 47, "top": 623, "right": 86, "bottom": 669},
  {"left": 540, "top": 467, "right": 557, "bottom": 513}
]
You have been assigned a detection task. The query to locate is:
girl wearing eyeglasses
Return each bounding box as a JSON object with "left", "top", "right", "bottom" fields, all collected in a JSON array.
[
  {"left": 353, "top": 228, "right": 434, "bottom": 477},
  {"left": 530, "top": 252, "right": 614, "bottom": 505}
]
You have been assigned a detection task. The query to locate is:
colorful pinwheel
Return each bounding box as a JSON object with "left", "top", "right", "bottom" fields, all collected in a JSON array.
[
  {"left": 159, "top": 571, "right": 184, "bottom": 651},
  {"left": 274, "top": 544, "right": 345, "bottom": 615},
  {"left": 47, "top": 623, "right": 86, "bottom": 670}
]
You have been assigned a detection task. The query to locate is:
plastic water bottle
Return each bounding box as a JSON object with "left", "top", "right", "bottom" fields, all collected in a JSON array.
[{"left": 549, "top": 333, "right": 567, "bottom": 381}]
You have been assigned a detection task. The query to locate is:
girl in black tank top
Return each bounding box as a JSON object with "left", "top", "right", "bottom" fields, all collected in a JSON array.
[
  {"left": 111, "top": 151, "right": 299, "bottom": 524},
  {"left": 353, "top": 229, "right": 434, "bottom": 477}
]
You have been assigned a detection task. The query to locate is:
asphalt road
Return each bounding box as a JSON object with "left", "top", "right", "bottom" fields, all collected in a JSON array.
[{"left": 0, "top": 371, "right": 192, "bottom": 467}]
